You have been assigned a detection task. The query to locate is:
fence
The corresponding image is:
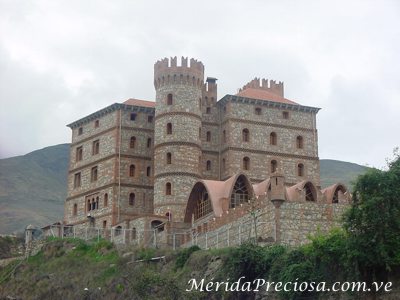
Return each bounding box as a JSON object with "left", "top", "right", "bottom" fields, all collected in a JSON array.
[{"left": 41, "top": 220, "right": 275, "bottom": 250}]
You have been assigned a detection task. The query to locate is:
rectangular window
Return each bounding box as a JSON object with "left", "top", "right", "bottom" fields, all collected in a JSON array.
[
  {"left": 74, "top": 173, "right": 81, "bottom": 188},
  {"left": 255, "top": 107, "right": 262, "bottom": 115},
  {"left": 148, "top": 115, "right": 153, "bottom": 123},
  {"left": 92, "top": 140, "right": 99, "bottom": 155},
  {"left": 78, "top": 127, "right": 83, "bottom": 135},
  {"left": 283, "top": 111, "right": 289, "bottom": 119},
  {"left": 91, "top": 166, "right": 98, "bottom": 182},
  {"left": 94, "top": 120, "right": 99, "bottom": 128},
  {"left": 130, "top": 113, "right": 137, "bottom": 121},
  {"left": 76, "top": 146, "right": 83, "bottom": 162},
  {"left": 206, "top": 107, "right": 211, "bottom": 114}
]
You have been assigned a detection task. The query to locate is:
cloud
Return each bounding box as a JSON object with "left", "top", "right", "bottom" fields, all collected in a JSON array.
[{"left": 0, "top": 0, "right": 399, "bottom": 168}]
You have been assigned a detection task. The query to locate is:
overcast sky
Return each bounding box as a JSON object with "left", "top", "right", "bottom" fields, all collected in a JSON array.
[{"left": 0, "top": 0, "right": 399, "bottom": 168}]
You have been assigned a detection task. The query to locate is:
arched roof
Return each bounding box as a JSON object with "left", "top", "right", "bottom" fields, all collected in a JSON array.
[
  {"left": 252, "top": 178, "right": 271, "bottom": 197},
  {"left": 321, "top": 183, "right": 348, "bottom": 203},
  {"left": 286, "top": 180, "right": 318, "bottom": 201},
  {"left": 184, "top": 173, "right": 254, "bottom": 223}
]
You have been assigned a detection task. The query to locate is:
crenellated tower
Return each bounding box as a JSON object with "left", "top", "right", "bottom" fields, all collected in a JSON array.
[{"left": 153, "top": 56, "right": 205, "bottom": 222}]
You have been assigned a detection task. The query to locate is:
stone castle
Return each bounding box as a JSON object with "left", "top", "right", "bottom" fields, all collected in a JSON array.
[{"left": 63, "top": 56, "right": 351, "bottom": 247}]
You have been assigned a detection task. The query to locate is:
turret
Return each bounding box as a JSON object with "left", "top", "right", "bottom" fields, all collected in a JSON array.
[{"left": 153, "top": 57, "right": 205, "bottom": 222}]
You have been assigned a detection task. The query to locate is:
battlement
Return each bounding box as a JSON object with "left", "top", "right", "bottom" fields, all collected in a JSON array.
[
  {"left": 154, "top": 56, "right": 204, "bottom": 89},
  {"left": 239, "top": 77, "right": 284, "bottom": 97}
]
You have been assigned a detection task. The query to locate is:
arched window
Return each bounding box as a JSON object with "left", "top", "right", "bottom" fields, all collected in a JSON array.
[
  {"left": 129, "top": 164, "right": 136, "bottom": 177},
  {"left": 206, "top": 131, "right": 211, "bottom": 142},
  {"left": 332, "top": 185, "right": 346, "bottom": 203},
  {"left": 132, "top": 227, "right": 137, "bottom": 239},
  {"left": 165, "top": 182, "right": 172, "bottom": 195},
  {"left": 167, "top": 123, "right": 172, "bottom": 134},
  {"left": 242, "top": 128, "right": 249, "bottom": 142},
  {"left": 167, "top": 93, "right": 173, "bottom": 105},
  {"left": 195, "top": 189, "right": 212, "bottom": 220},
  {"left": 129, "top": 193, "right": 135, "bottom": 206},
  {"left": 206, "top": 160, "right": 211, "bottom": 171},
  {"left": 304, "top": 183, "right": 316, "bottom": 201},
  {"left": 130, "top": 136, "right": 136, "bottom": 148},
  {"left": 271, "top": 160, "right": 277, "bottom": 173},
  {"left": 115, "top": 226, "right": 122, "bottom": 236},
  {"left": 147, "top": 138, "right": 152, "bottom": 148},
  {"left": 296, "top": 136, "right": 303, "bottom": 149},
  {"left": 87, "top": 199, "right": 91, "bottom": 212},
  {"left": 73, "top": 203, "right": 78, "bottom": 216},
  {"left": 151, "top": 220, "right": 164, "bottom": 232},
  {"left": 230, "top": 176, "right": 250, "bottom": 208},
  {"left": 166, "top": 152, "right": 172, "bottom": 164},
  {"left": 255, "top": 107, "right": 262, "bottom": 115},
  {"left": 243, "top": 157, "right": 250, "bottom": 170},
  {"left": 146, "top": 166, "right": 151, "bottom": 177},
  {"left": 298, "top": 163, "right": 304, "bottom": 177},
  {"left": 270, "top": 132, "right": 277, "bottom": 145},
  {"left": 104, "top": 193, "right": 108, "bottom": 207}
]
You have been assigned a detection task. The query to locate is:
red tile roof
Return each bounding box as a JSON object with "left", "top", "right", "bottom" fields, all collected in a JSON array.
[
  {"left": 236, "top": 88, "right": 298, "bottom": 105},
  {"left": 123, "top": 98, "right": 155, "bottom": 108}
]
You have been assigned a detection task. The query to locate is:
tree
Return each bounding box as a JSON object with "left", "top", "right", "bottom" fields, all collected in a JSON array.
[{"left": 344, "top": 150, "right": 400, "bottom": 280}]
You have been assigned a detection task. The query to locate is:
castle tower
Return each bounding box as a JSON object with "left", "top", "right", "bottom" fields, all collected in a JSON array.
[{"left": 153, "top": 57, "right": 204, "bottom": 222}]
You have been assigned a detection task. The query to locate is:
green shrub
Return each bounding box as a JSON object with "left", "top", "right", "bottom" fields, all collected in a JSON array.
[{"left": 175, "top": 245, "right": 201, "bottom": 269}]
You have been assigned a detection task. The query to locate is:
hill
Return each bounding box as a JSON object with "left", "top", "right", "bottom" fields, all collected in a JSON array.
[
  {"left": 0, "top": 144, "right": 69, "bottom": 234},
  {"left": 0, "top": 144, "right": 369, "bottom": 234}
]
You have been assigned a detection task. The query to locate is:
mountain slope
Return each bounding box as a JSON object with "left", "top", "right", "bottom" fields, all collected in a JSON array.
[
  {"left": 0, "top": 144, "right": 70, "bottom": 234},
  {"left": 0, "top": 144, "right": 369, "bottom": 234}
]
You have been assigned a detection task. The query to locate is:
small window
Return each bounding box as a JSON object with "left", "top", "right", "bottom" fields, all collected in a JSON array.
[
  {"left": 73, "top": 203, "right": 78, "bottom": 216},
  {"left": 130, "top": 113, "right": 137, "bottom": 121},
  {"left": 130, "top": 136, "right": 136, "bottom": 148},
  {"left": 167, "top": 94, "right": 173, "bottom": 105},
  {"left": 74, "top": 173, "right": 81, "bottom": 188},
  {"left": 167, "top": 123, "right": 172, "bottom": 134},
  {"left": 283, "top": 111, "right": 289, "bottom": 119},
  {"left": 92, "top": 140, "right": 99, "bottom": 155},
  {"left": 132, "top": 227, "right": 137, "bottom": 239},
  {"left": 165, "top": 182, "right": 172, "bottom": 195},
  {"left": 222, "top": 158, "right": 226, "bottom": 171},
  {"left": 206, "top": 131, "right": 211, "bottom": 142},
  {"left": 129, "top": 164, "right": 135, "bottom": 177},
  {"left": 103, "top": 220, "right": 107, "bottom": 228},
  {"left": 115, "top": 226, "right": 122, "bottom": 236},
  {"left": 242, "top": 129, "right": 249, "bottom": 142},
  {"left": 147, "top": 138, "right": 152, "bottom": 148},
  {"left": 298, "top": 163, "right": 304, "bottom": 177},
  {"left": 148, "top": 115, "right": 153, "bottom": 123},
  {"left": 91, "top": 166, "right": 98, "bottom": 182},
  {"left": 270, "top": 132, "right": 277, "bottom": 145},
  {"left": 104, "top": 193, "right": 108, "bottom": 207},
  {"left": 94, "top": 120, "right": 99, "bottom": 128},
  {"left": 78, "top": 127, "right": 83, "bottom": 135},
  {"left": 129, "top": 193, "right": 135, "bottom": 206},
  {"left": 206, "top": 107, "right": 211, "bottom": 114},
  {"left": 199, "top": 127, "right": 201, "bottom": 139},
  {"left": 296, "top": 136, "right": 303, "bottom": 149},
  {"left": 206, "top": 160, "right": 211, "bottom": 171},
  {"left": 76, "top": 146, "right": 83, "bottom": 162},
  {"left": 243, "top": 157, "right": 250, "bottom": 170},
  {"left": 147, "top": 166, "right": 151, "bottom": 177},
  {"left": 255, "top": 107, "right": 262, "bottom": 115},
  {"left": 223, "top": 130, "right": 226, "bottom": 143},
  {"left": 199, "top": 98, "right": 202, "bottom": 109},
  {"left": 166, "top": 152, "right": 172, "bottom": 164},
  {"left": 271, "top": 160, "right": 277, "bottom": 173}
]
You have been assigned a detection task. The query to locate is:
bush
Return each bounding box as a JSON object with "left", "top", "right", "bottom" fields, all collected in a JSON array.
[{"left": 175, "top": 245, "right": 201, "bottom": 269}]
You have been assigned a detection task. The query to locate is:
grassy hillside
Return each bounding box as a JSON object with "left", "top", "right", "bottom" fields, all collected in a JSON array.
[
  {"left": 0, "top": 144, "right": 69, "bottom": 234},
  {"left": 0, "top": 143, "right": 369, "bottom": 234},
  {"left": 320, "top": 159, "right": 369, "bottom": 190}
]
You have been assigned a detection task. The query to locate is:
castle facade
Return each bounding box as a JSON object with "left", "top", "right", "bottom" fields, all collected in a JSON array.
[{"left": 64, "top": 57, "right": 350, "bottom": 247}]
